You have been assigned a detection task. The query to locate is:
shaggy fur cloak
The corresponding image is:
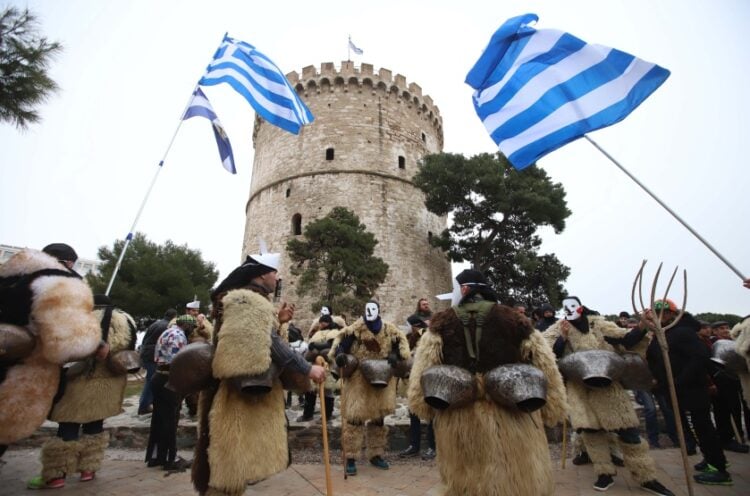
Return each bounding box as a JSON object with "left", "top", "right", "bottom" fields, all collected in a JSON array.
[
  {"left": 544, "top": 316, "right": 639, "bottom": 430},
  {"left": 732, "top": 317, "right": 750, "bottom": 404},
  {"left": 196, "top": 289, "right": 288, "bottom": 496},
  {"left": 407, "top": 304, "right": 567, "bottom": 496},
  {"left": 329, "top": 318, "right": 410, "bottom": 422},
  {"left": 50, "top": 308, "right": 136, "bottom": 423},
  {"left": 0, "top": 249, "right": 100, "bottom": 446}
]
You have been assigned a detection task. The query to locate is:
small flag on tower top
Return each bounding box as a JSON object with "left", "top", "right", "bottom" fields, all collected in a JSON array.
[
  {"left": 182, "top": 87, "right": 236, "bottom": 174},
  {"left": 466, "top": 14, "right": 670, "bottom": 170},
  {"left": 349, "top": 37, "right": 363, "bottom": 55}
]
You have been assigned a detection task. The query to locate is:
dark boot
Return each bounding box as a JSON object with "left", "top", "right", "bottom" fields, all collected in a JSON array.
[{"left": 324, "top": 396, "right": 335, "bottom": 421}]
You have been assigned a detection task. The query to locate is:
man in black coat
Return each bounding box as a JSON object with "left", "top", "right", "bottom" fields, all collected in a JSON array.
[
  {"left": 137, "top": 308, "right": 177, "bottom": 415},
  {"left": 645, "top": 299, "right": 732, "bottom": 486}
]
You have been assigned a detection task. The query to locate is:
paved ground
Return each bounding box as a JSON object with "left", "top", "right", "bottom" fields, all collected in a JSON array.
[{"left": 1, "top": 446, "right": 747, "bottom": 495}]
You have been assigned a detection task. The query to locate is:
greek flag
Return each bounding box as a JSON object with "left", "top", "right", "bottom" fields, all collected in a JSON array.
[
  {"left": 200, "top": 34, "right": 314, "bottom": 135},
  {"left": 182, "top": 88, "right": 236, "bottom": 174},
  {"left": 349, "top": 37, "right": 363, "bottom": 55},
  {"left": 466, "top": 14, "right": 670, "bottom": 170}
]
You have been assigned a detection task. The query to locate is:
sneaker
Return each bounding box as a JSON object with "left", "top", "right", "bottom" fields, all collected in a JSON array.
[
  {"left": 163, "top": 457, "right": 192, "bottom": 471},
  {"left": 27, "top": 476, "right": 65, "bottom": 490},
  {"left": 640, "top": 479, "right": 674, "bottom": 496},
  {"left": 80, "top": 471, "right": 95, "bottom": 482},
  {"left": 611, "top": 455, "right": 625, "bottom": 467},
  {"left": 295, "top": 414, "right": 313, "bottom": 422},
  {"left": 593, "top": 474, "right": 614, "bottom": 491},
  {"left": 422, "top": 448, "right": 436, "bottom": 460},
  {"left": 137, "top": 406, "right": 153, "bottom": 415},
  {"left": 369, "top": 455, "right": 389, "bottom": 470},
  {"left": 398, "top": 445, "right": 419, "bottom": 458},
  {"left": 693, "top": 471, "right": 732, "bottom": 486},
  {"left": 572, "top": 451, "right": 592, "bottom": 465},
  {"left": 723, "top": 439, "right": 750, "bottom": 453},
  {"left": 693, "top": 459, "right": 717, "bottom": 473},
  {"left": 345, "top": 459, "right": 357, "bottom": 476}
]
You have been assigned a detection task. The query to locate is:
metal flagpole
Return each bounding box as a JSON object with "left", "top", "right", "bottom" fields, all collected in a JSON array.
[
  {"left": 104, "top": 86, "right": 196, "bottom": 295},
  {"left": 584, "top": 135, "right": 746, "bottom": 281},
  {"left": 347, "top": 35, "right": 351, "bottom": 61}
]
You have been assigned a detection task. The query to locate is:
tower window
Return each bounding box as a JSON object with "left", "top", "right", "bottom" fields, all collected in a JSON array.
[
  {"left": 421, "top": 132, "right": 426, "bottom": 142},
  {"left": 292, "top": 213, "right": 302, "bottom": 235},
  {"left": 286, "top": 188, "right": 291, "bottom": 198},
  {"left": 398, "top": 156, "right": 405, "bottom": 169},
  {"left": 326, "top": 148, "right": 334, "bottom": 160},
  {"left": 428, "top": 231, "right": 433, "bottom": 242}
]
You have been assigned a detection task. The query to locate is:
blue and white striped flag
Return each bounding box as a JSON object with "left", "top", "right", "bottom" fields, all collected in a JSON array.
[
  {"left": 182, "top": 87, "right": 236, "bottom": 174},
  {"left": 200, "top": 34, "right": 314, "bottom": 135},
  {"left": 349, "top": 37, "right": 363, "bottom": 55},
  {"left": 466, "top": 14, "right": 670, "bottom": 170}
]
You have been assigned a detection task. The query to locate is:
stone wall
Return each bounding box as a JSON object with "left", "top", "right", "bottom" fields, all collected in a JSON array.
[{"left": 243, "top": 62, "right": 452, "bottom": 326}]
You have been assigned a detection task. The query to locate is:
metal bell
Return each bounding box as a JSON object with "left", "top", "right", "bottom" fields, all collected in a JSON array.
[
  {"left": 231, "top": 362, "right": 280, "bottom": 395},
  {"left": 618, "top": 352, "right": 654, "bottom": 390},
  {"left": 485, "top": 363, "right": 547, "bottom": 413},
  {"left": 420, "top": 365, "right": 477, "bottom": 410},
  {"left": 166, "top": 341, "right": 214, "bottom": 395},
  {"left": 712, "top": 339, "right": 748, "bottom": 373},
  {"left": 558, "top": 350, "right": 626, "bottom": 388},
  {"left": 392, "top": 357, "right": 413, "bottom": 379},
  {"left": 360, "top": 359, "right": 393, "bottom": 388}
]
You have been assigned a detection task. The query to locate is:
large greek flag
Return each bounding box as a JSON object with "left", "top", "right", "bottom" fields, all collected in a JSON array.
[
  {"left": 182, "top": 88, "right": 236, "bottom": 174},
  {"left": 466, "top": 14, "right": 670, "bottom": 170},
  {"left": 200, "top": 34, "right": 314, "bottom": 135}
]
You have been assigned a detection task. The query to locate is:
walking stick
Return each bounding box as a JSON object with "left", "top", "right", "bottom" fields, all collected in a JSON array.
[
  {"left": 632, "top": 261, "right": 694, "bottom": 496},
  {"left": 339, "top": 372, "right": 348, "bottom": 480},
  {"left": 560, "top": 417, "right": 568, "bottom": 469},
  {"left": 316, "top": 357, "right": 333, "bottom": 496}
]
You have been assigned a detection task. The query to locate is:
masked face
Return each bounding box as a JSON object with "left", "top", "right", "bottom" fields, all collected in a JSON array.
[
  {"left": 320, "top": 306, "right": 331, "bottom": 316},
  {"left": 365, "top": 302, "right": 379, "bottom": 322},
  {"left": 562, "top": 297, "right": 583, "bottom": 321}
]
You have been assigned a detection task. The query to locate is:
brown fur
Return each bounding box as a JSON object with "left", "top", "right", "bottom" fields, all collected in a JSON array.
[
  {"left": 365, "top": 423, "right": 388, "bottom": 459},
  {"left": 40, "top": 437, "right": 80, "bottom": 480},
  {"left": 581, "top": 431, "right": 616, "bottom": 475},
  {"left": 619, "top": 439, "right": 657, "bottom": 483},
  {"left": 544, "top": 317, "right": 639, "bottom": 430},
  {"left": 433, "top": 304, "right": 531, "bottom": 373},
  {"left": 520, "top": 330, "right": 568, "bottom": 426},
  {"left": 407, "top": 329, "right": 443, "bottom": 421},
  {"left": 77, "top": 432, "right": 109, "bottom": 473},
  {"left": 342, "top": 421, "right": 365, "bottom": 457},
  {"left": 330, "top": 319, "right": 408, "bottom": 422},
  {"left": 212, "top": 289, "right": 273, "bottom": 378},
  {"left": 192, "top": 382, "right": 219, "bottom": 495},
  {"left": 207, "top": 381, "right": 288, "bottom": 491},
  {"left": 50, "top": 308, "right": 134, "bottom": 423},
  {"left": 0, "top": 346, "right": 60, "bottom": 444}
]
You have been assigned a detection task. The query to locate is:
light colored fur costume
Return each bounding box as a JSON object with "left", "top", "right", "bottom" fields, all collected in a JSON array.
[
  {"left": 731, "top": 317, "right": 750, "bottom": 404},
  {"left": 0, "top": 249, "right": 100, "bottom": 446},
  {"left": 309, "top": 328, "right": 340, "bottom": 392},
  {"left": 408, "top": 321, "right": 567, "bottom": 496},
  {"left": 50, "top": 308, "right": 136, "bottom": 423},
  {"left": 329, "top": 318, "right": 409, "bottom": 460},
  {"left": 200, "top": 289, "right": 289, "bottom": 496},
  {"left": 544, "top": 316, "right": 657, "bottom": 482}
]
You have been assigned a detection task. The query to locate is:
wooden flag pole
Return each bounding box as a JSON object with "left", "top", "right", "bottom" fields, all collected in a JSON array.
[
  {"left": 316, "top": 357, "right": 333, "bottom": 495},
  {"left": 585, "top": 135, "right": 746, "bottom": 281}
]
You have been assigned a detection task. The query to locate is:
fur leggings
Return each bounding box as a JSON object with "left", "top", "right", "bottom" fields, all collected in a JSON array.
[
  {"left": 342, "top": 417, "right": 388, "bottom": 460},
  {"left": 581, "top": 428, "right": 656, "bottom": 483}
]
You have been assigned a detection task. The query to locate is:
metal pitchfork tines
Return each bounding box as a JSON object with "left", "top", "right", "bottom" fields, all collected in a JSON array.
[{"left": 631, "top": 260, "right": 694, "bottom": 496}]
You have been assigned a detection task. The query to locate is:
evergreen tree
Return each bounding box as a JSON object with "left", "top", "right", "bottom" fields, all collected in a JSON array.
[
  {"left": 287, "top": 207, "right": 388, "bottom": 318},
  {"left": 414, "top": 152, "right": 571, "bottom": 307},
  {"left": 87, "top": 233, "right": 218, "bottom": 318},
  {"left": 0, "top": 6, "right": 62, "bottom": 129}
]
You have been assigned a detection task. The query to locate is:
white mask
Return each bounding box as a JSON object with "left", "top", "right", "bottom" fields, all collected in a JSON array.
[
  {"left": 320, "top": 307, "right": 331, "bottom": 316},
  {"left": 365, "top": 302, "right": 379, "bottom": 322},
  {"left": 562, "top": 297, "right": 583, "bottom": 321}
]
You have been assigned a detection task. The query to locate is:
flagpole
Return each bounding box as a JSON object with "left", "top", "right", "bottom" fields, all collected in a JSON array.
[
  {"left": 347, "top": 35, "right": 351, "bottom": 61},
  {"left": 104, "top": 83, "right": 199, "bottom": 296},
  {"left": 584, "top": 135, "right": 746, "bottom": 281}
]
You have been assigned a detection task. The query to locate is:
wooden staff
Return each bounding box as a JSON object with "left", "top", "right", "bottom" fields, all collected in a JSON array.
[
  {"left": 315, "top": 356, "right": 333, "bottom": 495},
  {"left": 339, "top": 371, "right": 348, "bottom": 480},
  {"left": 560, "top": 417, "right": 568, "bottom": 469}
]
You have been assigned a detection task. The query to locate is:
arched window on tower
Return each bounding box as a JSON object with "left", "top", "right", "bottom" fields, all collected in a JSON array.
[
  {"left": 292, "top": 214, "right": 302, "bottom": 235},
  {"left": 398, "top": 156, "right": 406, "bottom": 169},
  {"left": 326, "top": 148, "right": 334, "bottom": 160}
]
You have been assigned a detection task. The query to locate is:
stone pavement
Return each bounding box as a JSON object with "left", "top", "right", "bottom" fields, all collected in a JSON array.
[{"left": 1, "top": 446, "right": 747, "bottom": 495}]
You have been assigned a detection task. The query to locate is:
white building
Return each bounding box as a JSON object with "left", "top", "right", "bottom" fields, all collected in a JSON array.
[{"left": 0, "top": 244, "right": 103, "bottom": 278}]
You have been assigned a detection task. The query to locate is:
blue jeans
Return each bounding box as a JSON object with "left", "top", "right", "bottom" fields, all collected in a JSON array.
[
  {"left": 634, "top": 390, "right": 660, "bottom": 446},
  {"left": 138, "top": 362, "right": 156, "bottom": 413}
]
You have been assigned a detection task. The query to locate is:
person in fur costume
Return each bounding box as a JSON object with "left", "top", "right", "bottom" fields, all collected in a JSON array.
[
  {"left": 329, "top": 300, "right": 410, "bottom": 476},
  {"left": 297, "top": 315, "right": 341, "bottom": 422},
  {"left": 407, "top": 269, "right": 567, "bottom": 496},
  {"left": 0, "top": 246, "right": 101, "bottom": 458},
  {"left": 28, "top": 295, "right": 137, "bottom": 489},
  {"left": 192, "top": 251, "right": 326, "bottom": 496},
  {"left": 544, "top": 296, "right": 674, "bottom": 495},
  {"left": 730, "top": 316, "right": 750, "bottom": 404}
]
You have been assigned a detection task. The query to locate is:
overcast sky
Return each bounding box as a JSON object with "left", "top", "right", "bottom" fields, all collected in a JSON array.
[{"left": 2, "top": 0, "right": 748, "bottom": 316}]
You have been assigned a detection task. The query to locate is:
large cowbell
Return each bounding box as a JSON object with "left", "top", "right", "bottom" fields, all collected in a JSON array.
[
  {"left": 712, "top": 339, "right": 748, "bottom": 373},
  {"left": 485, "top": 364, "right": 548, "bottom": 413},
  {"left": 558, "top": 350, "right": 625, "bottom": 388},
  {"left": 421, "top": 365, "right": 477, "bottom": 410},
  {"left": 360, "top": 359, "right": 393, "bottom": 388}
]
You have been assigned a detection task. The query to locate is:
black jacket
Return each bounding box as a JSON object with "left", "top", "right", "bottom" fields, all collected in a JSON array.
[
  {"left": 646, "top": 312, "right": 711, "bottom": 410},
  {"left": 139, "top": 318, "right": 170, "bottom": 364}
]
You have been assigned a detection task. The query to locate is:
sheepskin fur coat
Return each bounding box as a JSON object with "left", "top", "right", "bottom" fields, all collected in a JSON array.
[
  {"left": 329, "top": 318, "right": 410, "bottom": 422},
  {"left": 0, "top": 249, "right": 101, "bottom": 446},
  {"left": 731, "top": 317, "right": 750, "bottom": 404},
  {"left": 544, "top": 316, "right": 638, "bottom": 430},
  {"left": 50, "top": 307, "right": 136, "bottom": 423},
  {"left": 408, "top": 303, "right": 567, "bottom": 496},
  {"left": 193, "top": 289, "right": 288, "bottom": 496}
]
